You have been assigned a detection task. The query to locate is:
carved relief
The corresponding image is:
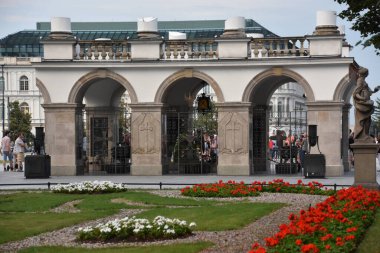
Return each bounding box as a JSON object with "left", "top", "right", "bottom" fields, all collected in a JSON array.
[
  {"left": 218, "top": 112, "right": 248, "bottom": 154},
  {"left": 132, "top": 113, "right": 161, "bottom": 154}
]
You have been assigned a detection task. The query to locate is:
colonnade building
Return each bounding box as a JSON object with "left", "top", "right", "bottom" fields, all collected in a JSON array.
[{"left": 0, "top": 12, "right": 355, "bottom": 176}]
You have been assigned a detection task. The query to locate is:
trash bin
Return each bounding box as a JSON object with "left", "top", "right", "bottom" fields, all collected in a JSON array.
[
  {"left": 25, "top": 155, "right": 51, "bottom": 179},
  {"left": 304, "top": 154, "right": 325, "bottom": 178}
]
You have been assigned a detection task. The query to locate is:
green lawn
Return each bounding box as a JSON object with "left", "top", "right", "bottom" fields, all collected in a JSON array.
[
  {"left": 1, "top": 190, "right": 379, "bottom": 253},
  {"left": 0, "top": 190, "right": 283, "bottom": 245},
  {"left": 18, "top": 242, "right": 214, "bottom": 253},
  {"left": 136, "top": 202, "right": 284, "bottom": 231},
  {"left": 356, "top": 210, "right": 380, "bottom": 253}
]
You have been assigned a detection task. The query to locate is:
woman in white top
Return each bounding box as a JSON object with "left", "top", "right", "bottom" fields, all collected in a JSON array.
[{"left": 14, "top": 132, "right": 26, "bottom": 172}]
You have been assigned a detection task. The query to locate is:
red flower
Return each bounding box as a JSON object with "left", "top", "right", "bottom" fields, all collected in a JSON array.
[
  {"left": 336, "top": 237, "right": 345, "bottom": 246},
  {"left": 325, "top": 244, "right": 331, "bottom": 250},
  {"left": 265, "top": 237, "right": 279, "bottom": 246},
  {"left": 345, "top": 234, "right": 355, "bottom": 241},
  {"left": 296, "top": 239, "right": 303, "bottom": 245},
  {"left": 346, "top": 227, "right": 357, "bottom": 233},
  {"left": 301, "top": 243, "right": 319, "bottom": 253},
  {"left": 320, "top": 233, "right": 333, "bottom": 241},
  {"left": 288, "top": 213, "right": 296, "bottom": 221},
  {"left": 249, "top": 242, "right": 267, "bottom": 253}
]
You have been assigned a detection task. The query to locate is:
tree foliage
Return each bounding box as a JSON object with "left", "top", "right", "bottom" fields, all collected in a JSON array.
[
  {"left": 8, "top": 101, "right": 33, "bottom": 143},
  {"left": 193, "top": 101, "right": 218, "bottom": 135},
  {"left": 334, "top": 0, "right": 380, "bottom": 55}
]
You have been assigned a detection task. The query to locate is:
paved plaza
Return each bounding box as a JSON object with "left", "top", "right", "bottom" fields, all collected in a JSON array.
[{"left": 1, "top": 167, "right": 379, "bottom": 190}]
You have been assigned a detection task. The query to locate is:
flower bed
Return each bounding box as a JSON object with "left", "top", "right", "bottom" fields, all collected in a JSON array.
[
  {"left": 181, "top": 180, "right": 260, "bottom": 197},
  {"left": 51, "top": 180, "right": 128, "bottom": 194},
  {"left": 249, "top": 186, "right": 380, "bottom": 253},
  {"left": 253, "top": 179, "right": 335, "bottom": 196},
  {"left": 181, "top": 179, "right": 334, "bottom": 198},
  {"left": 77, "top": 216, "right": 196, "bottom": 241}
]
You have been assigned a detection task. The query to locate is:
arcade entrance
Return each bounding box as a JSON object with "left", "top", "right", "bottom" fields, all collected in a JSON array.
[
  {"left": 251, "top": 108, "right": 308, "bottom": 175},
  {"left": 163, "top": 109, "right": 218, "bottom": 174}
]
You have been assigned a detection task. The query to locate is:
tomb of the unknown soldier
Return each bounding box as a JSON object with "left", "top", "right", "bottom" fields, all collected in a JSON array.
[{"left": 0, "top": 11, "right": 371, "bottom": 181}]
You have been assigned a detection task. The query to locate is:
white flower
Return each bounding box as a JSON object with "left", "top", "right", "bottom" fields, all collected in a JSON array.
[
  {"left": 165, "top": 229, "right": 176, "bottom": 234},
  {"left": 100, "top": 227, "right": 112, "bottom": 233}
]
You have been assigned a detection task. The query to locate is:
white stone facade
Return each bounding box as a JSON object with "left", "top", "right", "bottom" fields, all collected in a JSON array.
[
  {"left": 0, "top": 12, "right": 357, "bottom": 177},
  {"left": 0, "top": 57, "right": 44, "bottom": 135}
]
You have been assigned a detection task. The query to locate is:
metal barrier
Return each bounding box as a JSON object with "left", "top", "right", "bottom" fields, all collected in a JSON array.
[{"left": 0, "top": 182, "right": 352, "bottom": 192}]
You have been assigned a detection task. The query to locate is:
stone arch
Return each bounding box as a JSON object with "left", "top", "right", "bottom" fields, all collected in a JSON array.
[
  {"left": 242, "top": 68, "right": 315, "bottom": 103},
  {"left": 154, "top": 68, "right": 225, "bottom": 103},
  {"left": 333, "top": 74, "right": 355, "bottom": 103},
  {"left": 36, "top": 78, "right": 51, "bottom": 104},
  {"left": 68, "top": 68, "right": 138, "bottom": 104}
]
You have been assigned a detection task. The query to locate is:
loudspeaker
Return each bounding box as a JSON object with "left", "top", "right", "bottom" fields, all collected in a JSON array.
[
  {"left": 25, "top": 155, "right": 51, "bottom": 179},
  {"left": 35, "top": 127, "right": 45, "bottom": 154},
  {"left": 308, "top": 125, "right": 318, "bottom": 147},
  {"left": 304, "top": 154, "right": 325, "bottom": 178}
]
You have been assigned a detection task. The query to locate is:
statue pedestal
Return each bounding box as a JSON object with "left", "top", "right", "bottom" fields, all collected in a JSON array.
[{"left": 350, "top": 142, "right": 380, "bottom": 189}]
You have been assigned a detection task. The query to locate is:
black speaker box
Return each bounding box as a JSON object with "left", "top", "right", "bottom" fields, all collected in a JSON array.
[
  {"left": 304, "top": 154, "right": 325, "bottom": 178},
  {"left": 308, "top": 125, "right": 317, "bottom": 147},
  {"left": 25, "top": 155, "right": 51, "bottom": 179},
  {"left": 275, "top": 163, "right": 297, "bottom": 174},
  {"left": 35, "top": 127, "right": 45, "bottom": 146}
]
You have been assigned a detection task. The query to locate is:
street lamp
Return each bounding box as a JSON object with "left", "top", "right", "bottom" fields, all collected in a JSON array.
[{"left": 0, "top": 64, "right": 4, "bottom": 135}]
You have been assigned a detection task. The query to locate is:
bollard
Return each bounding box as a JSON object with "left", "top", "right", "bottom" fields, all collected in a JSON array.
[
  {"left": 334, "top": 183, "right": 337, "bottom": 192},
  {"left": 48, "top": 182, "right": 51, "bottom": 190},
  {"left": 159, "top": 182, "right": 162, "bottom": 190}
]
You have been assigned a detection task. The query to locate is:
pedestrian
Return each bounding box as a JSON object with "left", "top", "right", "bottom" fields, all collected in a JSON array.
[
  {"left": 14, "top": 132, "right": 27, "bottom": 172},
  {"left": 1, "top": 130, "right": 14, "bottom": 171},
  {"left": 268, "top": 138, "right": 274, "bottom": 160},
  {"left": 300, "top": 133, "right": 308, "bottom": 172}
]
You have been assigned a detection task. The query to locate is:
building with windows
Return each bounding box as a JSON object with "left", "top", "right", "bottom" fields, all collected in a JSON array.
[
  {"left": 0, "top": 59, "right": 44, "bottom": 134},
  {"left": 269, "top": 82, "right": 307, "bottom": 137}
]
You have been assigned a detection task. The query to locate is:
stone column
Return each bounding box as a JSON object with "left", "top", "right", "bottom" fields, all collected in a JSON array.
[
  {"left": 342, "top": 104, "right": 351, "bottom": 172},
  {"left": 129, "top": 103, "right": 163, "bottom": 175},
  {"left": 351, "top": 143, "right": 380, "bottom": 189},
  {"left": 216, "top": 102, "right": 251, "bottom": 175},
  {"left": 307, "top": 101, "right": 344, "bottom": 176},
  {"left": 42, "top": 103, "right": 84, "bottom": 176}
]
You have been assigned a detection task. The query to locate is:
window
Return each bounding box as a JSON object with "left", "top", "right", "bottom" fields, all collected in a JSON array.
[
  {"left": 19, "top": 76, "right": 29, "bottom": 91},
  {"left": 20, "top": 102, "right": 29, "bottom": 114},
  {"left": 278, "top": 101, "right": 283, "bottom": 117}
]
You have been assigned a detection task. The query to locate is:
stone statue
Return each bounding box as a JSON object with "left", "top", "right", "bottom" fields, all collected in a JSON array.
[{"left": 353, "top": 67, "right": 380, "bottom": 142}]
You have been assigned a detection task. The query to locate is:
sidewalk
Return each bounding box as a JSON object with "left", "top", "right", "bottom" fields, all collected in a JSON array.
[{"left": 1, "top": 169, "right": 379, "bottom": 190}]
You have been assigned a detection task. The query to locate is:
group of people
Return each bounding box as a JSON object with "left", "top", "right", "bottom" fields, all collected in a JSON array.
[
  {"left": 201, "top": 132, "right": 218, "bottom": 163},
  {"left": 268, "top": 130, "right": 309, "bottom": 172},
  {"left": 1, "top": 131, "right": 27, "bottom": 172}
]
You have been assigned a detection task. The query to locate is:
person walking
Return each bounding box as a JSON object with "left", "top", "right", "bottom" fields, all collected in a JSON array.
[
  {"left": 14, "top": 132, "right": 26, "bottom": 172},
  {"left": 1, "top": 130, "right": 14, "bottom": 171}
]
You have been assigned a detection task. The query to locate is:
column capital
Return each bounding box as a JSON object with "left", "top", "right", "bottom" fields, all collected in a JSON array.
[
  {"left": 306, "top": 101, "right": 345, "bottom": 111},
  {"left": 129, "top": 103, "right": 164, "bottom": 112},
  {"left": 215, "top": 102, "right": 251, "bottom": 111},
  {"left": 42, "top": 103, "right": 84, "bottom": 111}
]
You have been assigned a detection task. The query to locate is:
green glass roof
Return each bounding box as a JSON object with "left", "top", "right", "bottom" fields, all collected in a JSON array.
[{"left": 1, "top": 19, "right": 277, "bottom": 57}]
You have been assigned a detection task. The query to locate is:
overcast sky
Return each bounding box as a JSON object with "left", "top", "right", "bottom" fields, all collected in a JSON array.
[{"left": 0, "top": 0, "right": 379, "bottom": 125}]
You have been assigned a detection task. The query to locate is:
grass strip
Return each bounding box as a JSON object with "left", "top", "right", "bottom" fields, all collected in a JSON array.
[{"left": 18, "top": 242, "right": 214, "bottom": 253}]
